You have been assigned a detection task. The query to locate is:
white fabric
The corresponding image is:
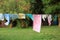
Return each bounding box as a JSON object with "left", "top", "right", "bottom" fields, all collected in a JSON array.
[
  {"left": 0, "top": 13, "right": 4, "bottom": 21},
  {"left": 42, "top": 15, "right": 47, "bottom": 21},
  {"left": 4, "top": 14, "right": 10, "bottom": 25},
  {"left": 5, "top": 22, "right": 9, "bottom": 25}
]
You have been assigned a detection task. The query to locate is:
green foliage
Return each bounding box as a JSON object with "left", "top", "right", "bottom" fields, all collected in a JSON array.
[
  {"left": 42, "top": 0, "right": 51, "bottom": 5},
  {"left": 0, "top": 0, "right": 60, "bottom": 14},
  {"left": 42, "top": 0, "right": 60, "bottom": 14},
  {"left": 0, "top": 0, "right": 31, "bottom": 13},
  {"left": 30, "top": 0, "right": 60, "bottom": 14},
  {"left": 30, "top": 0, "right": 44, "bottom": 14}
]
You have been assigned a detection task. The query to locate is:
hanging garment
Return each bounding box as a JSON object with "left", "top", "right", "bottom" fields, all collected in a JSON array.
[
  {"left": 48, "top": 15, "right": 52, "bottom": 26},
  {"left": 18, "top": 13, "right": 25, "bottom": 19},
  {"left": 4, "top": 14, "right": 10, "bottom": 25},
  {"left": 42, "top": 14, "right": 47, "bottom": 21},
  {"left": 53, "top": 15, "right": 58, "bottom": 25},
  {"left": 33, "top": 14, "right": 42, "bottom": 33},
  {"left": 0, "top": 14, "right": 4, "bottom": 21},
  {"left": 10, "top": 14, "right": 19, "bottom": 20},
  {"left": 0, "top": 13, "right": 5, "bottom": 27},
  {"left": 26, "top": 14, "right": 33, "bottom": 21},
  {"left": 42, "top": 14, "right": 48, "bottom": 26}
]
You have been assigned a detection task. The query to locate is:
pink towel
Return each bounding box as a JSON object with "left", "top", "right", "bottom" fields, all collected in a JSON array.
[{"left": 33, "top": 15, "right": 41, "bottom": 33}]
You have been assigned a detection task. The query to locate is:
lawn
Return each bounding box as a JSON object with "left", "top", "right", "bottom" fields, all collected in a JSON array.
[{"left": 0, "top": 26, "right": 60, "bottom": 40}]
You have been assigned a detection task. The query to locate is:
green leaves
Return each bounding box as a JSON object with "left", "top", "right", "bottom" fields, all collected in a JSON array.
[
  {"left": 0, "top": 0, "right": 31, "bottom": 13},
  {"left": 43, "top": 5, "right": 57, "bottom": 14},
  {"left": 42, "top": 0, "right": 60, "bottom": 14},
  {"left": 0, "top": 0, "right": 60, "bottom": 14},
  {"left": 42, "top": 0, "right": 51, "bottom": 5}
]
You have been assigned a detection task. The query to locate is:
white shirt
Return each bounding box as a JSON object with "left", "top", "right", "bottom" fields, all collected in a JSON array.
[{"left": 0, "top": 13, "right": 4, "bottom": 21}]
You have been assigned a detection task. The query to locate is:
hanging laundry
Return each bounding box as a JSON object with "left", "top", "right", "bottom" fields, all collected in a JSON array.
[
  {"left": 42, "top": 14, "right": 48, "bottom": 26},
  {"left": 42, "top": 14, "right": 47, "bottom": 21},
  {"left": 18, "top": 13, "right": 25, "bottom": 19},
  {"left": 4, "top": 14, "right": 10, "bottom": 26},
  {"left": 33, "top": 14, "right": 42, "bottom": 33},
  {"left": 26, "top": 14, "right": 33, "bottom": 21},
  {"left": 0, "top": 13, "right": 5, "bottom": 27},
  {"left": 53, "top": 15, "right": 58, "bottom": 25},
  {"left": 10, "top": 14, "right": 19, "bottom": 20},
  {"left": 0, "top": 13, "right": 4, "bottom": 21},
  {"left": 48, "top": 15, "right": 52, "bottom": 26}
]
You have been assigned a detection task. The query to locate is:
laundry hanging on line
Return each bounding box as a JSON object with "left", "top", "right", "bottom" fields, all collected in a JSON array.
[
  {"left": 33, "top": 14, "right": 42, "bottom": 33},
  {"left": 26, "top": 14, "right": 33, "bottom": 21},
  {"left": 18, "top": 13, "right": 26, "bottom": 19},
  {"left": 53, "top": 15, "right": 58, "bottom": 25},
  {"left": 48, "top": 15, "right": 52, "bottom": 26},
  {"left": 0, "top": 13, "right": 4, "bottom": 21},
  {"left": 4, "top": 14, "right": 10, "bottom": 25},
  {"left": 10, "top": 14, "right": 19, "bottom": 20}
]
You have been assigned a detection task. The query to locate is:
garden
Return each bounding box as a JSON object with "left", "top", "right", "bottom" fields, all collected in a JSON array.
[{"left": 0, "top": 0, "right": 60, "bottom": 40}]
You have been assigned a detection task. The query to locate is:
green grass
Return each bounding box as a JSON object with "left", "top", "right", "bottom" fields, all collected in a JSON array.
[{"left": 0, "top": 26, "right": 60, "bottom": 40}]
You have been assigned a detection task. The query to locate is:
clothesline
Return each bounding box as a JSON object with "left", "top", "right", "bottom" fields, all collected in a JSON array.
[{"left": 0, "top": 14, "right": 58, "bottom": 26}]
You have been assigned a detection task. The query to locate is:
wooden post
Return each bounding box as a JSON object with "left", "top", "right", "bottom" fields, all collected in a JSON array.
[
  {"left": 58, "top": 15, "right": 60, "bottom": 27},
  {"left": 10, "top": 22, "right": 12, "bottom": 28},
  {"left": 10, "top": 20, "right": 13, "bottom": 28}
]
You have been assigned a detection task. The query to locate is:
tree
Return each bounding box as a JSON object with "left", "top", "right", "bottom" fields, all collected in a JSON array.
[
  {"left": 42, "top": 0, "right": 60, "bottom": 14},
  {"left": 30, "top": 0, "right": 44, "bottom": 14},
  {"left": 0, "top": 0, "right": 4, "bottom": 13},
  {"left": 30, "top": 0, "right": 60, "bottom": 14},
  {"left": 0, "top": 0, "right": 60, "bottom": 14}
]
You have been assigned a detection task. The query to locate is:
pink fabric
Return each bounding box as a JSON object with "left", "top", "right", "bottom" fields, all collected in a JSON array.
[
  {"left": 48, "top": 19, "right": 51, "bottom": 26},
  {"left": 33, "top": 15, "right": 41, "bottom": 33},
  {"left": 48, "top": 15, "right": 52, "bottom": 26}
]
